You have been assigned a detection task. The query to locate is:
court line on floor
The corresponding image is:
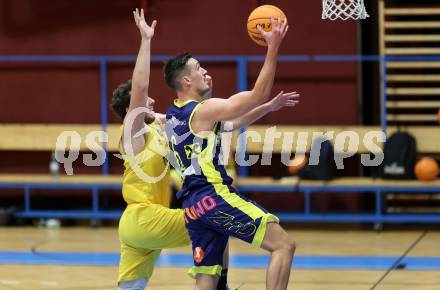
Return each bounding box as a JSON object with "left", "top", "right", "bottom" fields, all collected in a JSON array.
[
  {"left": 370, "top": 230, "right": 428, "bottom": 290},
  {"left": 0, "top": 251, "right": 439, "bottom": 270}
]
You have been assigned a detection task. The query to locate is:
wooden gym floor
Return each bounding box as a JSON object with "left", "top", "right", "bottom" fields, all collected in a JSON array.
[{"left": 0, "top": 227, "right": 439, "bottom": 290}]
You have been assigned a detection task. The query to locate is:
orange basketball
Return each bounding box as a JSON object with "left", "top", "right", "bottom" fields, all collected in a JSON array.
[
  {"left": 247, "top": 5, "right": 287, "bottom": 46},
  {"left": 437, "top": 107, "right": 440, "bottom": 124},
  {"left": 288, "top": 156, "right": 308, "bottom": 175},
  {"left": 414, "top": 157, "right": 439, "bottom": 181}
]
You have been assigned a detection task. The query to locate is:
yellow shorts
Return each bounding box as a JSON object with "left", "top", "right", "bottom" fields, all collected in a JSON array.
[{"left": 118, "top": 203, "right": 190, "bottom": 282}]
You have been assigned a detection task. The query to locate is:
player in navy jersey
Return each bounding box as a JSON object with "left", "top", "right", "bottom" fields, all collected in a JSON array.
[{"left": 164, "top": 17, "right": 298, "bottom": 290}]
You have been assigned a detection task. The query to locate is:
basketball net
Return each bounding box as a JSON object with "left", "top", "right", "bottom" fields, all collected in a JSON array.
[{"left": 322, "top": 0, "right": 369, "bottom": 20}]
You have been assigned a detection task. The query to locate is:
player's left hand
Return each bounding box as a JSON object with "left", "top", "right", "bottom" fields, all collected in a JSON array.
[
  {"left": 269, "top": 91, "right": 300, "bottom": 111},
  {"left": 133, "top": 8, "right": 157, "bottom": 40}
]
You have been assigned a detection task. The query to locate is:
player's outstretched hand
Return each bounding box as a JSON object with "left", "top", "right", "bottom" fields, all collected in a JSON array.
[
  {"left": 257, "top": 15, "right": 288, "bottom": 48},
  {"left": 269, "top": 91, "right": 300, "bottom": 111},
  {"left": 133, "top": 8, "right": 157, "bottom": 40}
]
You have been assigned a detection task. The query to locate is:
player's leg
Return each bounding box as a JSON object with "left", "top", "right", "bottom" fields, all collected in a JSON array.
[
  {"left": 118, "top": 241, "right": 161, "bottom": 289},
  {"left": 183, "top": 192, "right": 229, "bottom": 290},
  {"left": 192, "top": 184, "right": 295, "bottom": 290},
  {"left": 220, "top": 191, "right": 295, "bottom": 290},
  {"left": 195, "top": 274, "right": 220, "bottom": 290},
  {"left": 260, "top": 222, "right": 296, "bottom": 290},
  {"left": 120, "top": 203, "right": 189, "bottom": 250},
  {"left": 228, "top": 193, "right": 295, "bottom": 290},
  {"left": 121, "top": 202, "right": 231, "bottom": 289},
  {"left": 152, "top": 203, "right": 230, "bottom": 290},
  {"left": 118, "top": 206, "right": 164, "bottom": 288},
  {"left": 119, "top": 278, "right": 148, "bottom": 290},
  {"left": 188, "top": 231, "right": 228, "bottom": 290},
  {"left": 218, "top": 242, "right": 229, "bottom": 290}
]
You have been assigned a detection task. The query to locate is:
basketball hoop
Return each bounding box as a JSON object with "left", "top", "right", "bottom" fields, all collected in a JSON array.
[{"left": 322, "top": 0, "right": 369, "bottom": 20}]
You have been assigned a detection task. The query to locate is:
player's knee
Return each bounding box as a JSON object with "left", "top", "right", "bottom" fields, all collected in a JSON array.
[
  {"left": 263, "top": 224, "right": 295, "bottom": 255},
  {"left": 283, "top": 238, "right": 296, "bottom": 255},
  {"left": 278, "top": 231, "right": 296, "bottom": 254},
  {"left": 118, "top": 278, "right": 147, "bottom": 290}
]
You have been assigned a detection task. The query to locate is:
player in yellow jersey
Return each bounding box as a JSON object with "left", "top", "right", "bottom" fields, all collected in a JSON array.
[{"left": 110, "top": 9, "right": 233, "bottom": 290}]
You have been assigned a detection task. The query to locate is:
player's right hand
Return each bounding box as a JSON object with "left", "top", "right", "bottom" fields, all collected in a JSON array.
[
  {"left": 257, "top": 15, "right": 288, "bottom": 48},
  {"left": 269, "top": 91, "right": 300, "bottom": 112},
  {"left": 133, "top": 8, "right": 157, "bottom": 40}
]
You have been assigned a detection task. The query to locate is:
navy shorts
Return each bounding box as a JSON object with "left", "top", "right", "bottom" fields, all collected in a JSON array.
[{"left": 181, "top": 183, "right": 279, "bottom": 278}]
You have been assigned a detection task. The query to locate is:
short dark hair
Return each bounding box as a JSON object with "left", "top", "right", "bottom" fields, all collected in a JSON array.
[
  {"left": 111, "top": 80, "right": 131, "bottom": 120},
  {"left": 163, "top": 52, "right": 192, "bottom": 90}
]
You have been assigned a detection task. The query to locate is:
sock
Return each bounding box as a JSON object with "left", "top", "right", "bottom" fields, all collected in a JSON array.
[
  {"left": 118, "top": 278, "right": 147, "bottom": 290},
  {"left": 217, "top": 268, "right": 228, "bottom": 290}
]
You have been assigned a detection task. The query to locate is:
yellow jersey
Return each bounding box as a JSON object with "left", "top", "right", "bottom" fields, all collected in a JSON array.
[{"left": 119, "top": 122, "right": 170, "bottom": 206}]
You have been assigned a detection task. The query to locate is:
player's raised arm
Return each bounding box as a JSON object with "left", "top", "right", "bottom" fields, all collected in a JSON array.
[
  {"left": 193, "top": 16, "right": 289, "bottom": 131},
  {"left": 224, "top": 90, "right": 300, "bottom": 131},
  {"left": 122, "top": 9, "right": 157, "bottom": 155}
]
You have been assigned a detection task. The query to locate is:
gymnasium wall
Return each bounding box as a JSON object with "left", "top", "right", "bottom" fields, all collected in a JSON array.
[
  {"left": 0, "top": 0, "right": 361, "bottom": 211},
  {"left": 0, "top": 0, "right": 358, "bottom": 125}
]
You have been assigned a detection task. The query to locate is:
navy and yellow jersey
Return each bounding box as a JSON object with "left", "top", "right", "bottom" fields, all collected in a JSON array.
[
  {"left": 165, "top": 99, "right": 233, "bottom": 199},
  {"left": 166, "top": 99, "right": 279, "bottom": 278}
]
